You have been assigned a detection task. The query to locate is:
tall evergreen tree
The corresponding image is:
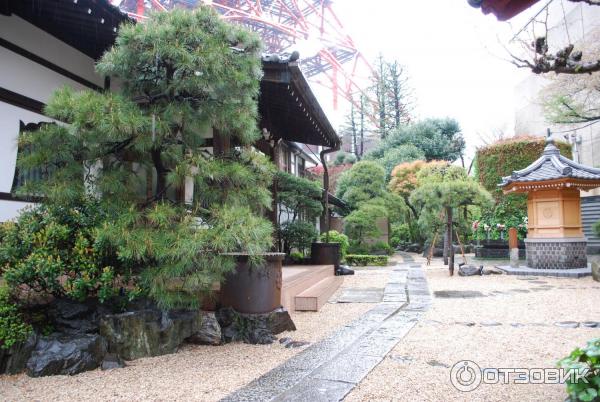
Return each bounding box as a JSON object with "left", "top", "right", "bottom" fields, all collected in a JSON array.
[
  {"left": 368, "top": 55, "right": 413, "bottom": 140},
  {"left": 17, "top": 8, "right": 275, "bottom": 308}
]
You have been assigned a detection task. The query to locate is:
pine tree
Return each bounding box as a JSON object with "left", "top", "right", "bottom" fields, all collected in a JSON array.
[{"left": 17, "top": 8, "right": 275, "bottom": 308}]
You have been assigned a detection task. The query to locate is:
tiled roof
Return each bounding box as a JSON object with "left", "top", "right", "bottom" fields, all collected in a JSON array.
[{"left": 499, "top": 138, "right": 600, "bottom": 187}]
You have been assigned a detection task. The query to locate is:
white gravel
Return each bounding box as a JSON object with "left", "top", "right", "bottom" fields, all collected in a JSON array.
[
  {"left": 345, "top": 254, "right": 600, "bottom": 402},
  {"left": 0, "top": 266, "right": 390, "bottom": 401}
]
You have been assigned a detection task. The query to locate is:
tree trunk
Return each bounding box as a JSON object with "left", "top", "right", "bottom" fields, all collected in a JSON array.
[
  {"left": 151, "top": 148, "right": 167, "bottom": 200},
  {"left": 443, "top": 231, "right": 448, "bottom": 265},
  {"left": 447, "top": 206, "right": 454, "bottom": 276}
]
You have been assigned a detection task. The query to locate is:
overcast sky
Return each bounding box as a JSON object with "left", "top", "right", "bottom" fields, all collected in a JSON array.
[{"left": 310, "top": 0, "right": 546, "bottom": 159}]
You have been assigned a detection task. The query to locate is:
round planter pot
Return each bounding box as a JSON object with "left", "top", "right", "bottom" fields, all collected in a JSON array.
[
  {"left": 311, "top": 242, "right": 341, "bottom": 268},
  {"left": 219, "top": 253, "right": 285, "bottom": 314}
]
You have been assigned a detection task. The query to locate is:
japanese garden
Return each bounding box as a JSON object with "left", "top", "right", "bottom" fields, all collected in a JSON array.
[{"left": 0, "top": 1, "right": 600, "bottom": 401}]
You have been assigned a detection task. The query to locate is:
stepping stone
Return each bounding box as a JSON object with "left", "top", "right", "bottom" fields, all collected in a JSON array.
[
  {"left": 434, "top": 290, "right": 485, "bottom": 299},
  {"left": 389, "top": 355, "right": 414, "bottom": 364},
  {"left": 582, "top": 321, "right": 599, "bottom": 328},
  {"left": 336, "top": 288, "right": 384, "bottom": 303},
  {"left": 480, "top": 321, "right": 502, "bottom": 327},
  {"left": 285, "top": 341, "right": 310, "bottom": 349},
  {"left": 554, "top": 321, "right": 580, "bottom": 328},
  {"left": 455, "top": 321, "right": 476, "bottom": 327},
  {"left": 427, "top": 360, "right": 449, "bottom": 368},
  {"left": 527, "top": 280, "right": 547, "bottom": 284},
  {"left": 509, "top": 289, "right": 531, "bottom": 293},
  {"left": 510, "top": 323, "right": 524, "bottom": 328}
]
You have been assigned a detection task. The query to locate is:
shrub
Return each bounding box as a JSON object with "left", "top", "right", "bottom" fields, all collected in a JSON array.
[
  {"left": 558, "top": 338, "right": 600, "bottom": 402},
  {"left": 344, "top": 204, "right": 388, "bottom": 245},
  {"left": 0, "top": 201, "right": 133, "bottom": 303},
  {"left": 320, "top": 231, "right": 350, "bottom": 259},
  {"left": 0, "top": 284, "right": 32, "bottom": 350},
  {"left": 390, "top": 223, "right": 412, "bottom": 247},
  {"left": 474, "top": 137, "right": 571, "bottom": 241},
  {"left": 370, "top": 241, "right": 393, "bottom": 256},
  {"left": 280, "top": 221, "right": 318, "bottom": 255},
  {"left": 348, "top": 241, "right": 370, "bottom": 255},
  {"left": 289, "top": 251, "right": 304, "bottom": 263},
  {"left": 345, "top": 255, "right": 388, "bottom": 266},
  {"left": 336, "top": 161, "right": 386, "bottom": 210}
]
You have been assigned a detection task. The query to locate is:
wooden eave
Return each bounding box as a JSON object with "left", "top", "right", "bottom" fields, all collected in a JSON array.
[{"left": 502, "top": 177, "right": 600, "bottom": 194}]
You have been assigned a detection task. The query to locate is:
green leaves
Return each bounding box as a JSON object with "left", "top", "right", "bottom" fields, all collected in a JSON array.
[
  {"left": 558, "top": 338, "right": 600, "bottom": 402},
  {"left": 275, "top": 171, "right": 323, "bottom": 222},
  {"left": 0, "top": 284, "right": 32, "bottom": 350}
]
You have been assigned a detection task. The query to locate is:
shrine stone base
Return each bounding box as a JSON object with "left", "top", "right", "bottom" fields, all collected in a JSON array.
[{"left": 525, "top": 238, "right": 587, "bottom": 269}]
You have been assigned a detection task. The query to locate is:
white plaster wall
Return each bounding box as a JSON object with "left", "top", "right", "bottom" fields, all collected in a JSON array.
[
  {"left": 0, "top": 102, "right": 55, "bottom": 193},
  {"left": 0, "top": 200, "right": 34, "bottom": 222},
  {"left": 0, "top": 15, "right": 104, "bottom": 87},
  {"left": 0, "top": 15, "right": 103, "bottom": 221}
]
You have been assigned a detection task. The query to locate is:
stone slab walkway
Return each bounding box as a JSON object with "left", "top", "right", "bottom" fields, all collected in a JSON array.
[
  {"left": 497, "top": 264, "right": 592, "bottom": 278},
  {"left": 221, "top": 253, "right": 430, "bottom": 402}
]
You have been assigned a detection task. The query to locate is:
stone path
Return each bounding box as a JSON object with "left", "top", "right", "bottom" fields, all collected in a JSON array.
[{"left": 221, "top": 253, "right": 430, "bottom": 402}]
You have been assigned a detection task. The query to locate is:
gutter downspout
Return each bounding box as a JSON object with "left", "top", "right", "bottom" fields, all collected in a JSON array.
[{"left": 320, "top": 142, "right": 340, "bottom": 243}]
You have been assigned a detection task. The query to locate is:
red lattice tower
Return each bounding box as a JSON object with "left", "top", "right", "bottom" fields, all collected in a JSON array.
[{"left": 114, "top": 0, "right": 372, "bottom": 110}]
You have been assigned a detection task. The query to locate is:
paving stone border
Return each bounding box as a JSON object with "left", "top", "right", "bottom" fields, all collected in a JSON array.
[
  {"left": 221, "top": 256, "right": 430, "bottom": 402},
  {"left": 497, "top": 265, "right": 591, "bottom": 278}
]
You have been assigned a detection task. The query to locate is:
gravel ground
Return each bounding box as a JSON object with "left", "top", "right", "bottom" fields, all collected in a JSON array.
[
  {"left": 345, "top": 254, "right": 600, "bottom": 402},
  {"left": 0, "top": 266, "right": 389, "bottom": 402}
]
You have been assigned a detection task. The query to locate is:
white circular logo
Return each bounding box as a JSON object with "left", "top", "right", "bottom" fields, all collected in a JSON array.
[{"left": 450, "top": 360, "right": 482, "bottom": 392}]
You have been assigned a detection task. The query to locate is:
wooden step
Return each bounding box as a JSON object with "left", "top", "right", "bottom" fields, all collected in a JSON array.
[
  {"left": 281, "top": 265, "right": 334, "bottom": 311},
  {"left": 294, "top": 275, "right": 343, "bottom": 312}
]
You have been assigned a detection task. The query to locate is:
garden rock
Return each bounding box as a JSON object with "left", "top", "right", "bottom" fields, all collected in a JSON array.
[
  {"left": 49, "top": 299, "right": 110, "bottom": 335},
  {"left": 592, "top": 261, "right": 600, "bottom": 282},
  {"left": 100, "top": 307, "right": 216, "bottom": 360},
  {"left": 482, "top": 266, "right": 504, "bottom": 275},
  {"left": 217, "top": 307, "right": 296, "bottom": 345},
  {"left": 406, "top": 243, "right": 423, "bottom": 253},
  {"left": 185, "top": 311, "right": 222, "bottom": 346},
  {"left": 26, "top": 333, "right": 106, "bottom": 377},
  {"left": 458, "top": 265, "right": 482, "bottom": 276},
  {"left": 422, "top": 245, "right": 443, "bottom": 258},
  {"left": 101, "top": 353, "right": 125, "bottom": 370},
  {"left": 0, "top": 333, "right": 38, "bottom": 375}
]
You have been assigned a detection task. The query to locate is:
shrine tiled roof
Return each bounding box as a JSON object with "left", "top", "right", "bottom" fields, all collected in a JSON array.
[{"left": 499, "top": 138, "right": 600, "bottom": 187}]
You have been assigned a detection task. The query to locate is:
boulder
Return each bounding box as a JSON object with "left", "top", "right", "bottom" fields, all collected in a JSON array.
[
  {"left": 592, "top": 262, "right": 600, "bottom": 282},
  {"left": 26, "top": 334, "right": 106, "bottom": 377},
  {"left": 185, "top": 312, "right": 222, "bottom": 346},
  {"left": 0, "top": 333, "right": 38, "bottom": 375},
  {"left": 100, "top": 308, "right": 221, "bottom": 360},
  {"left": 101, "top": 353, "right": 125, "bottom": 370},
  {"left": 482, "top": 266, "right": 504, "bottom": 275},
  {"left": 458, "top": 265, "right": 482, "bottom": 277},
  {"left": 422, "top": 245, "right": 443, "bottom": 258},
  {"left": 48, "top": 299, "right": 111, "bottom": 335},
  {"left": 406, "top": 243, "right": 423, "bottom": 253},
  {"left": 217, "top": 307, "right": 296, "bottom": 345}
]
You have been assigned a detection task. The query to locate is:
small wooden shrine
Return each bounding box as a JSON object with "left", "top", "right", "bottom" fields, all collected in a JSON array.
[{"left": 499, "top": 138, "right": 600, "bottom": 269}]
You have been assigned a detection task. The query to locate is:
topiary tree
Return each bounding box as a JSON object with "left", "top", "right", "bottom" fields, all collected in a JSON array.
[
  {"left": 280, "top": 221, "right": 318, "bottom": 256},
  {"left": 410, "top": 164, "right": 492, "bottom": 273},
  {"left": 366, "top": 118, "right": 465, "bottom": 162},
  {"left": 344, "top": 203, "right": 388, "bottom": 247},
  {"left": 365, "top": 144, "right": 424, "bottom": 180},
  {"left": 16, "top": 8, "right": 274, "bottom": 308},
  {"left": 336, "top": 161, "right": 387, "bottom": 210},
  {"left": 275, "top": 171, "right": 323, "bottom": 223}
]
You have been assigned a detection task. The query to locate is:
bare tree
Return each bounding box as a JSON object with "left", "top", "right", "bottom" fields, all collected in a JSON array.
[{"left": 509, "top": 1, "right": 600, "bottom": 75}]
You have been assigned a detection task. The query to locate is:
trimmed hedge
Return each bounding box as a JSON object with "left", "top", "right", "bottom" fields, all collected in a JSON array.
[
  {"left": 345, "top": 254, "right": 388, "bottom": 266},
  {"left": 476, "top": 136, "right": 572, "bottom": 199}
]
